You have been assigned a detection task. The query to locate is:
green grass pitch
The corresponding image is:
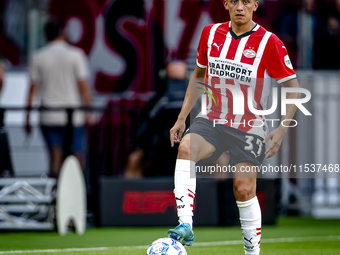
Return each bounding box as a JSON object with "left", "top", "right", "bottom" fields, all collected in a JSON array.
[{"left": 0, "top": 217, "right": 339, "bottom": 255}]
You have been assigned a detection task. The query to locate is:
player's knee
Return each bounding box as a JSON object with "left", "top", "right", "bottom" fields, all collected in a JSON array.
[
  {"left": 177, "top": 140, "right": 191, "bottom": 160},
  {"left": 233, "top": 179, "right": 256, "bottom": 201}
]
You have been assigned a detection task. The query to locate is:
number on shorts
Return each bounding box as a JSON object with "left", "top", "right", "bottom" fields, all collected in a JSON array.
[
  {"left": 245, "top": 135, "right": 263, "bottom": 157},
  {"left": 244, "top": 135, "right": 254, "bottom": 150}
]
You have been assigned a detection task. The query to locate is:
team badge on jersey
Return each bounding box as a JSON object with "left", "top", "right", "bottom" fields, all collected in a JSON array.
[
  {"left": 243, "top": 49, "right": 257, "bottom": 58},
  {"left": 284, "top": 55, "right": 293, "bottom": 69}
]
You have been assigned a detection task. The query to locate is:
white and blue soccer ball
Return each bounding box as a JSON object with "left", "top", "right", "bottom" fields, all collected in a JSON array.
[{"left": 146, "top": 237, "right": 187, "bottom": 255}]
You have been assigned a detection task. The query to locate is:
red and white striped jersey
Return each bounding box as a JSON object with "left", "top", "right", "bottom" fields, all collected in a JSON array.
[{"left": 196, "top": 21, "right": 296, "bottom": 138}]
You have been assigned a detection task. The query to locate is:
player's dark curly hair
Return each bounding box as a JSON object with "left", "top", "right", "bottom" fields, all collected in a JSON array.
[{"left": 44, "top": 18, "right": 63, "bottom": 41}]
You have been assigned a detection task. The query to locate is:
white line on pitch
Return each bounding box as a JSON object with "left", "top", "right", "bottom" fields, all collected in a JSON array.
[
  {"left": 0, "top": 235, "right": 339, "bottom": 254},
  {"left": 192, "top": 235, "right": 340, "bottom": 247},
  {"left": 0, "top": 247, "right": 109, "bottom": 254}
]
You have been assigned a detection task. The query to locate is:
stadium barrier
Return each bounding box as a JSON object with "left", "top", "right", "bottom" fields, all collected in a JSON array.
[{"left": 98, "top": 177, "right": 278, "bottom": 226}]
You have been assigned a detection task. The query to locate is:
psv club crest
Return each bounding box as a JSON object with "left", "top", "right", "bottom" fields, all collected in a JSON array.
[{"left": 243, "top": 48, "right": 256, "bottom": 58}]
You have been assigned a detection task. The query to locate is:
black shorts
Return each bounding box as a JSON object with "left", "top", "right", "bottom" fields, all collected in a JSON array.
[{"left": 184, "top": 117, "right": 266, "bottom": 167}]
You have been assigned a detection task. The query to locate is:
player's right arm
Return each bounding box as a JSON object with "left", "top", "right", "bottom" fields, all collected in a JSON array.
[
  {"left": 170, "top": 24, "right": 210, "bottom": 147},
  {"left": 170, "top": 65, "right": 206, "bottom": 147}
]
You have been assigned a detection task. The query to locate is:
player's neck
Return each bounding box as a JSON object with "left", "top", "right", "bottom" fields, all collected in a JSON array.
[{"left": 231, "top": 20, "right": 255, "bottom": 36}]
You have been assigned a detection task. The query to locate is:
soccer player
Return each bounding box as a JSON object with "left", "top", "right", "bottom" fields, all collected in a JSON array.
[{"left": 167, "top": 1, "right": 301, "bottom": 254}]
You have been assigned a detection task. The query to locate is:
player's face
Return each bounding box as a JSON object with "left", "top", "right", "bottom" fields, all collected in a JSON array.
[{"left": 224, "top": 0, "right": 259, "bottom": 26}]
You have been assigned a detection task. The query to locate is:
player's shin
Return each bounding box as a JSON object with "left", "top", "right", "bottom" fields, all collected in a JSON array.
[
  {"left": 236, "top": 196, "right": 262, "bottom": 255},
  {"left": 174, "top": 159, "right": 196, "bottom": 228}
]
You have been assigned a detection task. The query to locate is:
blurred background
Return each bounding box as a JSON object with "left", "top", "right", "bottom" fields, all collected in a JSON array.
[{"left": 0, "top": 0, "right": 339, "bottom": 230}]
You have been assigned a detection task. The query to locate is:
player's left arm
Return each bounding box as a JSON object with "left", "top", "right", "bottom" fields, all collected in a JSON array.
[{"left": 263, "top": 78, "right": 301, "bottom": 158}]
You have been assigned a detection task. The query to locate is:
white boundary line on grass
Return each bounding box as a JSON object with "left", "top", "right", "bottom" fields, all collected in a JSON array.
[
  {"left": 0, "top": 247, "right": 109, "bottom": 254},
  {"left": 192, "top": 235, "right": 340, "bottom": 247},
  {"left": 0, "top": 235, "right": 339, "bottom": 254}
]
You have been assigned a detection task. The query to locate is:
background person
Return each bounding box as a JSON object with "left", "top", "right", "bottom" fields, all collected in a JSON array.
[
  {"left": 275, "top": 0, "right": 316, "bottom": 69},
  {"left": 125, "top": 60, "right": 190, "bottom": 178},
  {"left": 26, "top": 19, "right": 92, "bottom": 178}
]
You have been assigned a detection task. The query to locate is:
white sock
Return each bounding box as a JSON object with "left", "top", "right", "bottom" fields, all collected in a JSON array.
[
  {"left": 236, "top": 196, "right": 262, "bottom": 255},
  {"left": 174, "top": 159, "right": 196, "bottom": 228}
]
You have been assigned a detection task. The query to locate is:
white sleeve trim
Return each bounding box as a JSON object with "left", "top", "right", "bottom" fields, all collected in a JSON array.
[
  {"left": 277, "top": 74, "right": 297, "bottom": 84},
  {"left": 196, "top": 60, "right": 207, "bottom": 69}
]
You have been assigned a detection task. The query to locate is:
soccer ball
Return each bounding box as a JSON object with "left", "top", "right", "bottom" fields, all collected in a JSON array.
[{"left": 146, "top": 237, "right": 187, "bottom": 255}]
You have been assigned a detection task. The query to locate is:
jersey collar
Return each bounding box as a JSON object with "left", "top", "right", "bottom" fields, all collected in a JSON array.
[{"left": 229, "top": 21, "right": 258, "bottom": 40}]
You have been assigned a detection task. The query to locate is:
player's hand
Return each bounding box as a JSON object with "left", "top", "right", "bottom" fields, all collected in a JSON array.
[
  {"left": 263, "top": 127, "right": 286, "bottom": 159},
  {"left": 170, "top": 119, "right": 186, "bottom": 147}
]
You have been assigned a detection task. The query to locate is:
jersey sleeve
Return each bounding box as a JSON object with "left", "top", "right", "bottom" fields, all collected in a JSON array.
[
  {"left": 265, "top": 38, "right": 296, "bottom": 84},
  {"left": 196, "top": 25, "right": 211, "bottom": 69}
]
